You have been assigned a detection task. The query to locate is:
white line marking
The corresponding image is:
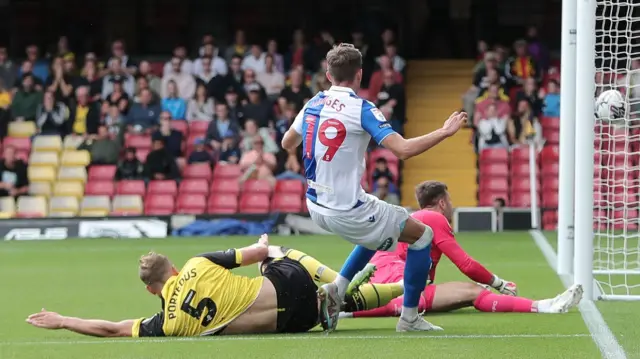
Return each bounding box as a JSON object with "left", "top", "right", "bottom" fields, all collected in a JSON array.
[
  {"left": 0, "top": 333, "right": 593, "bottom": 346},
  {"left": 529, "top": 230, "right": 627, "bottom": 359}
]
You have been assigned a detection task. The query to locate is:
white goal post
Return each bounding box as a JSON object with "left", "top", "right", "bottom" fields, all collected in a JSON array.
[{"left": 559, "top": 0, "right": 640, "bottom": 301}]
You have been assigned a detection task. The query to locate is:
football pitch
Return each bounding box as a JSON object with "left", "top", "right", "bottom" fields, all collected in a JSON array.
[{"left": 0, "top": 232, "right": 637, "bottom": 359}]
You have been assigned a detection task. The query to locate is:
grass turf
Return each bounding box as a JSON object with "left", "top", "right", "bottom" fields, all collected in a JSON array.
[{"left": 0, "top": 232, "right": 601, "bottom": 359}]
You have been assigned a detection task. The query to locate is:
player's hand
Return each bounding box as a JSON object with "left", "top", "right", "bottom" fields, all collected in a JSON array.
[
  {"left": 258, "top": 233, "right": 269, "bottom": 247},
  {"left": 441, "top": 111, "right": 468, "bottom": 137},
  {"left": 497, "top": 281, "right": 518, "bottom": 296},
  {"left": 26, "top": 308, "right": 64, "bottom": 329}
]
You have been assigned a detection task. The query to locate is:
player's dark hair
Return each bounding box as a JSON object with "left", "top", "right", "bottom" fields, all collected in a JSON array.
[
  {"left": 415, "top": 181, "right": 448, "bottom": 209},
  {"left": 326, "top": 43, "right": 362, "bottom": 83}
]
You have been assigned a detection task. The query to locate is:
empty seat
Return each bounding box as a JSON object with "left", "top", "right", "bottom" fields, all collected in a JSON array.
[
  {"left": 29, "top": 152, "right": 59, "bottom": 167},
  {"left": 3, "top": 137, "right": 31, "bottom": 152},
  {"left": 540, "top": 116, "right": 560, "bottom": 130},
  {"left": 58, "top": 166, "right": 87, "bottom": 182},
  {"left": 179, "top": 179, "right": 209, "bottom": 195},
  {"left": 30, "top": 182, "right": 52, "bottom": 197},
  {"left": 53, "top": 181, "right": 84, "bottom": 198},
  {"left": 112, "top": 195, "right": 143, "bottom": 214},
  {"left": 171, "top": 120, "right": 189, "bottom": 136},
  {"left": 540, "top": 145, "right": 559, "bottom": 163},
  {"left": 271, "top": 193, "right": 303, "bottom": 212},
  {"left": 510, "top": 146, "right": 533, "bottom": 164},
  {"left": 242, "top": 179, "right": 273, "bottom": 194},
  {"left": 145, "top": 194, "right": 175, "bottom": 215},
  {"left": 8, "top": 121, "right": 36, "bottom": 138},
  {"left": 210, "top": 179, "right": 240, "bottom": 194},
  {"left": 49, "top": 196, "right": 79, "bottom": 216},
  {"left": 479, "top": 148, "right": 508, "bottom": 163},
  {"left": 542, "top": 191, "right": 559, "bottom": 208},
  {"left": 511, "top": 177, "right": 537, "bottom": 193},
  {"left": 479, "top": 177, "right": 508, "bottom": 192},
  {"left": 28, "top": 166, "right": 56, "bottom": 183},
  {"left": 16, "top": 196, "right": 48, "bottom": 217},
  {"left": 32, "top": 135, "right": 62, "bottom": 152},
  {"left": 136, "top": 148, "right": 150, "bottom": 163},
  {"left": 543, "top": 129, "right": 560, "bottom": 144},
  {"left": 176, "top": 193, "right": 207, "bottom": 214},
  {"left": 213, "top": 164, "right": 242, "bottom": 179},
  {"left": 189, "top": 120, "right": 209, "bottom": 135},
  {"left": 125, "top": 134, "right": 151, "bottom": 149},
  {"left": 510, "top": 162, "right": 533, "bottom": 178},
  {"left": 116, "top": 180, "right": 146, "bottom": 196},
  {"left": 542, "top": 210, "right": 558, "bottom": 230},
  {"left": 207, "top": 194, "right": 239, "bottom": 214},
  {"left": 478, "top": 191, "right": 509, "bottom": 206},
  {"left": 61, "top": 150, "right": 91, "bottom": 167},
  {"left": 542, "top": 177, "right": 560, "bottom": 191},
  {"left": 541, "top": 163, "right": 559, "bottom": 177},
  {"left": 275, "top": 180, "right": 304, "bottom": 195},
  {"left": 147, "top": 180, "right": 178, "bottom": 196},
  {"left": 183, "top": 163, "right": 212, "bottom": 181},
  {"left": 80, "top": 195, "right": 111, "bottom": 216},
  {"left": 88, "top": 165, "right": 117, "bottom": 181},
  {"left": 479, "top": 163, "right": 509, "bottom": 178},
  {"left": 63, "top": 135, "right": 85, "bottom": 150},
  {"left": 85, "top": 181, "right": 115, "bottom": 197},
  {"left": 0, "top": 197, "right": 15, "bottom": 218},
  {"left": 510, "top": 192, "right": 534, "bottom": 208},
  {"left": 239, "top": 193, "right": 270, "bottom": 213}
]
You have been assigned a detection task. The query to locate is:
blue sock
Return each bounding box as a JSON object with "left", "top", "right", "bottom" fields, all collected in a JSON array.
[
  {"left": 403, "top": 244, "right": 432, "bottom": 308},
  {"left": 338, "top": 245, "right": 376, "bottom": 280}
]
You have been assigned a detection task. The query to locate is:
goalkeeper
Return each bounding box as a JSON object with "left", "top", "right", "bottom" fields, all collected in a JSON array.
[{"left": 344, "top": 181, "right": 583, "bottom": 318}]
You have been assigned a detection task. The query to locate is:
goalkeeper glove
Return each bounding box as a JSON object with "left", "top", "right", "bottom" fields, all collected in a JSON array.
[{"left": 490, "top": 275, "right": 518, "bottom": 296}]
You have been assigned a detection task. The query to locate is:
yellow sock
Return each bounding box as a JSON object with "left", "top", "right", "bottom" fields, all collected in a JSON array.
[
  {"left": 346, "top": 282, "right": 404, "bottom": 311},
  {"left": 284, "top": 248, "right": 338, "bottom": 283}
]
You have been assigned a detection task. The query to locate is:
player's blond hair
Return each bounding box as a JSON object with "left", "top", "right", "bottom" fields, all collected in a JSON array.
[
  {"left": 139, "top": 252, "right": 172, "bottom": 285},
  {"left": 325, "top": 43, "right": 362, "bottom": 83}
]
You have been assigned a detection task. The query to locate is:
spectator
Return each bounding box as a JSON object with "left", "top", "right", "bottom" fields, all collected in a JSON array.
[
  {"left": 0, "top": 47, "right": 17, "bottom": 91},
  {"left": 11, "top": 74, "right": 43, "bottom": 122},
  {"left": 476, "top": 68, "right": 507, "bottom": 98},
  {"left": 153, "top": 111, "right": 183, "bottom": 157},
  {"left": 266, "top": 39, "right": 285, "bottom": 73},
  {"left": 56, "top": 36, "right": 74, "bottom": 59},
  {"left": 104, "top": 104, "right": 125, "bottom": 136},
  {"left": 78, "top": 60, "right": 103, "bottom": 102},
  {"left": 316, "top": 31, "right": 336, "bottom": 66},
  {"left": 476, "top": 40, "right": 489, "bottom": 61},
  {"left": 257, "top": 54, "right": 285, "bottom": 100},
  {"left": 206, "top": 103, "right": 240, "bottom": 150},
  {"left": 526, "top": 26, "right": 549, "bottom": 71},
  {"left": 219, "top": 131, "right": 242, "bottom": 164},
  {"left": 161, "top": 57, "right": 196, "bottom": 100},
  {"left": 242, "top": 45, "right": 266, "bottom": 73},
  {"left": 224, "top": 30, "right": 250, "bottom": 63},
  {"left": 352, "top": 30, "right": 373, "bottom": 74},
  {"left": 285, "top": 29, "right": 313, "bottom": 71},
  {"left": 372, "top": 157, "right": 394, "bottom": 183},
  {"left": 187, "top": 83, "right": 215, "bottom": 121},
  {"left": 0, "top": 79, "right": 10, "bottom": 138},
  {"left": 377, "top": 44, "right": 405, "bottom": 73},
  {"left": 380, "top": 29, "right": 396, "bottom": 53},
  {"left": 144, "top": 136, "right": 181, "bottom": 181},
  {"left": 161, "top": 80, "right": 187, "bottom": 120},
  {"left": 36, "top": 91, "right": 69, "bottom": 136},
  {"left": 187, "top": 138, "right": 214, "bottom": 166},
  {"left": 127, "top": 88, "right": 161, "bottom": 133},
  {"left": 63, "top": 54, "right": 78, "bottom": 78},
  {"left": 476, "top": 104, "right": 510, "bottom": 152},
  {"left": 239, "top": 136, "right": 276, "bottom": 186},
  {"left": 0, "top": 146, "right": 29, "bottom": 198},
  {"left": 505, "top": 39, "right": 541, "bottom": 87},
  {"left": 14, "top": 60, "right": 44, "bottom": 91},
  {"left": 225, "top": 87, "right": 244, "bottom": 123},
  {"left": 198, "top": 34, "right": 218, "bottom": 57},
  {"left": 311, "top": 59, "right": 331, "bottom": 93},
  {"left": 241, "top": 118, "right": 278, "bottom": 153},
  {"left": 194, "top": 57, "right": 216, "bottom": 86},
  {"left": 193, "top": 43, "right": 227, "bottom": 77},
  {"left": 243, "top": 85, "right": 274, "bottom": 128},
  {"left": 134, "top": 76, "right": 160, "bottom": 105},
  {"left": 274, "top": 149, "right": 304, "bottom": 183},
  {"left": 106, "top": 40, "right": 137, "bottom": 75},
  {"left": 101, "top": 57, "right": 135, "bottom": 99},
  {"left": 279, "top": 69, "right": 312, "bottom": 111},
  {"left": 217, "top": 55, "right": 244, "bottom": 100},
  {"left": 163, "top": 46, "right": 193, "bottom": 76},
  {"left": 115, "top": 147, "right": 144, "bottom": 180},
  {"left": 474, "top": 83, "right": 511, "bottom": 126},
  {"left": 472, "top": 52, "right": 506, "bottom": 93},
  {"left": 515, "top": 77, "right": 543, "bottom": 117},
  {"left": 104, "top": 76, "right": 130, "bottom": 114},
  {"left": 508, "top": 99, "right": 542, "bottom": 146},
  {"left": 78, "top": 125, "right": 120, "bottom": 165},
  {"left": 23, "top": 45, "right": 49, "bottom": 82},
  {"left": 368, "top": 55, "right": 403, "bottom": 101},
  {"left": 241, "top": 69, "right": 266, "bottom": 99},
  {"left": 137, "top": 60, "right": 162, "bottom": 96},
  {"left": 373, "top": 177, "right": 400, "bottom": 205},
  {"left": 274, "top": 104, "right": 296, "bottom": 145},
  {"left": 376, "top": 70, "right": 406, "bottom": 133},
  {"left": 68, "top": 86, "right": 100, "bottom": 136}
]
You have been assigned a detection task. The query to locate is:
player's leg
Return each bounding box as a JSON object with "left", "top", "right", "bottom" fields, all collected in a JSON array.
[
  {"left": 342, "top": 281, "right": 405, "bottom": 313},
  {"left": 473, "top": 283, "right": 584, "bottom": 313}
]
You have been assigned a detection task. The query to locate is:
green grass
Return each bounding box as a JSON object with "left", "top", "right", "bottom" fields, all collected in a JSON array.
[{"left": 0, "top": 233, "right": 600, "bottom": 359}]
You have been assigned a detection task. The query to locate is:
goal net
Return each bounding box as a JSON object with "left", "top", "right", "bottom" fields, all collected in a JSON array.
[{"left": 592, "top": 0, "right": 640, "bottom": 300}]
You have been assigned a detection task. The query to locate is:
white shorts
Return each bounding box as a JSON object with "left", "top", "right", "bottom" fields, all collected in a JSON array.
[{"left": 308, "top": 195, "right": 409, "bottom": 252}]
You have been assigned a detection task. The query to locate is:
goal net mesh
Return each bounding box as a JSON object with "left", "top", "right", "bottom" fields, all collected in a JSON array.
[{"left": 593, "top": 0, "right": 640, "bottom": 298}]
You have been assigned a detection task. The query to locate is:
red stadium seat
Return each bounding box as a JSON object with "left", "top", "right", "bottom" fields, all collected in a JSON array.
[
  {"left": 271, "top": 193, "right": 303, "bottom": 213},
  {"left": 510, "top": 192, "right": 534, "bottom": 208},
  {"left": 149, "top": 61, "right": 164, "bottom": 76},
  {"left": 213, "top": 164, "right": 242, "bottom": 179},
  {"left": 171, "top": 120, "right": 189, "bottom": 135},
  {"left": 125, "top": 134, "right": 151, "bottom": 150},
  {"left": 301, "top": 197, "right": 308, "bottom": 213},
  {"left": 479, "top": 148, "right": 508, "bottom": 163},
  {"left": 3, "top": 137, "right": 31, "bottom": 153},
  {"left": 210, "top": 179, "right": 240, "bottom": 195},
  {"left": 145, "top": 194, "right": 175, "bottom": 215},
  {"left": 479, "top": 163, "right": 509, "bottom": 178},
  {"left": 540, "top": 117, "right": 560, "bottom": 130},
  {"left": 510, "top": 162, "right": 533, "bottom": 178},
  {"left": 542, "top": 210, "right": 558, "bottom": 230},
  {"left": 541, "top": 162, "right": 559, "bottom": 177},
  {"left": 242, "top": 179, "right": 273, "bottom": 194},
  {"left": 147, "top": 180, "right": 178, "bottom": 196},
  {"left": 88, "top": 165, "right": 117, "bottom": 181},
  {"left": 542, "top": 191, "right": 558, "bottom": 208},
  {"left": 176, "top": 194, "right": 206, "bottom": 214},
  {"left": 510, "top": 146, "right": 533, "bottom": 164},
  {"left": 540, "top": 145, "right": 559, "bottom": 163},
  {"left": 478, "top": 191, "right": 509, "bottom": 206},
  {"left": 189, "top": 121, "right": 210, "bottom": 135},
  {"left": 542, "top": 177, "right": 559, "bottom": 191},
  {"left": 207, "top": 194, "right": 238, "bottom": 214},
  {"left": 179, "top": 179, "right": 210, "bottom": 195},
  {"left": 275, "top": 180, "right": 304, "bottom": 195},
  {"left": 510, "top": 177, "right": 535, "bottom": 194},
  {"left": 110, "top": 209, "right": 143, "bottom": 216},
  {"left": 478, "top": 177, "right": 508, "bottom": 192},
  {"left": 613, "top": 210, "right": 639, "bottom": 230},
  {"left": 182, "top": 163, "right": 212, "bottom": 181},
  {"left": 239, "top": 193, "right": 270, "bottom": 213},
  {"left": 85, "top": 181, "right": 115, "bottom": 197},
  {"left": 136, "top": 149, "right": 150, "bottom": 163},
  {"left": 369, "top": 148, "right": 399, "bottom": 167},
  {"left": 544, "top": 129, "right": 560, "bottom": 144},
  {"left": 116, "top": 180, "right": 146, "bottom": 196}
]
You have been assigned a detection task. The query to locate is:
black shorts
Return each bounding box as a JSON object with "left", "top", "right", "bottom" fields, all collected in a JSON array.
[{"left": 262, "top": 257, "right": 319, "bottom": 333}]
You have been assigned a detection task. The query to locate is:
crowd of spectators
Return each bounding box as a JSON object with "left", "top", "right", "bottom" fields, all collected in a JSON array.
[{"left": 0, "top": 29, "right": 407, "bottom": 205}]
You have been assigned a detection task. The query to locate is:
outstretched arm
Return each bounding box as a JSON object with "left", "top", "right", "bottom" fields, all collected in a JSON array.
[
  {"left": 26, "top": 309, "right": 134, "bottom": 337},
  {"left": 198, "top": 234, "right": 270, "bottom": 269}
]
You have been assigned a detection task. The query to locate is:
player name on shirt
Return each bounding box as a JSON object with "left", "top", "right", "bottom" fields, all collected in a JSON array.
[
  {"left": 306, "top": 95, "right": 346, "bottom": 112},
  {"left": 167, "top": 268, "right": 198, "bottom": 320}
]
